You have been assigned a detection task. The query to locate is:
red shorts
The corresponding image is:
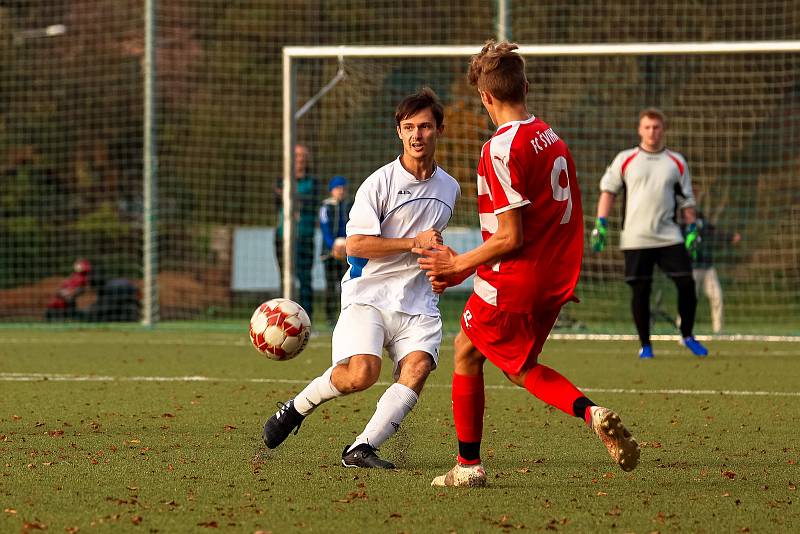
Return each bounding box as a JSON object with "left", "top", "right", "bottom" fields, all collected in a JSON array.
[{"left": 460, "top": 292, "right": 560, "bottom": 376}]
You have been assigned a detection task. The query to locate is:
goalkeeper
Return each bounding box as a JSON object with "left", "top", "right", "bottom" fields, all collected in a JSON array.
[{"left": 590, "top": 108, "right": 707, "bottom": 359}]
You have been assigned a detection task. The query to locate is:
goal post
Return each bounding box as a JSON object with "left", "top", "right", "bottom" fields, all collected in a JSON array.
[{"left": 282, "top": 41, "right": 800, "bottom": 334}]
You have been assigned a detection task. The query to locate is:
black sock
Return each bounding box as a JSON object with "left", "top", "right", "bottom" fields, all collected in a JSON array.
[
  {"left": 572, "top": 396, "right": 596, "bottom": 420},
  {"left": 458, "top": 441, "right": 481, "bottom": 463},
  {"left": 674, "top": 276, "right": 697, "bottom": 338},
  {"left": 629, "top": 280, "right": 652, "bottom": 346}
]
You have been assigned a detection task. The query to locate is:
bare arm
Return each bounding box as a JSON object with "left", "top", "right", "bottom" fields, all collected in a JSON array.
[
  {"left": 681, "top": 206, "right": 696, "bottom": 225},
  {"left": 448, "top": 208, "right": 523, "bottom": 274},
  {"left": 596, "top": 191, "right": 616, "bottom": 219},
  {"left": 415, "top": 208, "right": 523, "bottom": 284},
  {"left": 347, "top": 228, "right": 442, "bottom": 259}
]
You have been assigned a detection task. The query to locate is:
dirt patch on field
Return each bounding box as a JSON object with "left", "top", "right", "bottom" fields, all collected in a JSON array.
[{"left": 0, "top": 270, "right": 231, "bottom": 320}]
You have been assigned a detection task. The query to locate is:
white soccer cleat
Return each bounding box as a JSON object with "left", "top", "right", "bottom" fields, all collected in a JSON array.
[
  {"left": 590, "top": 406, "right": 640, "bottom": 472},
  {"left": 431, "top": 463, "right": 487, "bottom": 487}
]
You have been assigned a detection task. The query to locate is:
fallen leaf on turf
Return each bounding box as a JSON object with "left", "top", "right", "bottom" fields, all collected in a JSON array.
[
  {"left": 597, "top": 492, "right": 608, "bottom": 496},
  {"left": 517, "top": 468, "right": 530, "bottom": 473},
  {"left": 722, "top": 470, "right": 736, "bottom": 479},
  {"left": 22, "top": 521, "right": 47, "bottom": 530},
  {"left": 789, "top": 482, "right": 796, "bottom": 491},
  {"left": 48, "top": 430, "right": 65, "bottom": 437},
  {"left": 198, "top": 521, "right": 218, "bottom": 528},
  {"left": 389, "top": 513, "right": 402, "bottom": 518},
  {"left": 223, "top": 425, "right": 237, "bottom": 431},
  {"left": 66, "top": 527, "right": 79, "bottom": 533},
  {"left": 162, "top": 413, "right": 175, "bottom": 418},
  {"left": 131, "top": 516, "right": 142, "bottom": 525},
  {"left": 603, "top": 472, "right": 615, "bottom": 479},
  {"left": 3, "top": 508, "right": 16, "bottom": 515},
  {"left": 606, "top": 506, "right": 621, "bottom": 516}
]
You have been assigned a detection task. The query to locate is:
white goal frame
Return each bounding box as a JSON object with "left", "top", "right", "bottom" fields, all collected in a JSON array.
[{"left": 280, "top": 41, "right": 800, "bottom": 340}]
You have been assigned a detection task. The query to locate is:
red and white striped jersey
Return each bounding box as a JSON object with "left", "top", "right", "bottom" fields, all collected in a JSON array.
[{"left": 473, "top": 115, "right": 583, "bottom": 313}]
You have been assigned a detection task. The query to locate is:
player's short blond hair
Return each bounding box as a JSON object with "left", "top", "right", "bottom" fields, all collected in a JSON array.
[
  {"left": 639, "top": 107, "right": 667, "bottom": 126},
  {"left": 467, "top": 40, "right": 527, "bottom": 103}
]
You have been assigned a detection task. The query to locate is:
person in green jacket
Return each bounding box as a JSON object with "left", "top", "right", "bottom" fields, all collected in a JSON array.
[{"left": 274, "top": 143, "right": 320, "bottom": 319}]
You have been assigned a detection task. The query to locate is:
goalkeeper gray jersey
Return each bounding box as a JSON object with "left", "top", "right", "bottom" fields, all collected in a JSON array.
[{"left": 600, "top": 146, "right": 696, "bottom": 250}]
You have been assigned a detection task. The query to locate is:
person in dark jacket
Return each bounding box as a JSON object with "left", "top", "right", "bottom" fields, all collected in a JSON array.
[
  {"left": 319, "top": 175, "right": 351, "bottom": 326},
  {"left": 274, "top": 143, "right": 320, "bottom": 318}
]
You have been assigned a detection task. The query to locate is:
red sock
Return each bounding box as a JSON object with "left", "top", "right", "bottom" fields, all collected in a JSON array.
[
  {"left": 452, "top": 373, "right": 484, "bottom": 465},
  {"left": 523, "top": 364, "right": 587, "bottom": 418}
]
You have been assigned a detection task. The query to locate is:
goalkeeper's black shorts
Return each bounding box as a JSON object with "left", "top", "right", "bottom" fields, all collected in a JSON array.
[{"left": 623, "top": 243, "right": 692, "bottom": 282}]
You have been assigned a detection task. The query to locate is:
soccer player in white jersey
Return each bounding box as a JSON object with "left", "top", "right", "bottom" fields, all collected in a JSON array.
[
  {"left": 591, "top": 108, "right": 709, "bottom": 359},
  {"left": 262, "top": 88, "right": 460, "bottom": 468}
]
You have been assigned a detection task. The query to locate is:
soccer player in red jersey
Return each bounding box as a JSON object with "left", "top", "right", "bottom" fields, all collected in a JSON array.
[{"left": 416, "top": 41, "right": 640, "bottom": 486}]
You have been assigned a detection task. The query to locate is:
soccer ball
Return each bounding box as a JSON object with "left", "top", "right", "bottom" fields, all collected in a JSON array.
[{"left": 249, "top": 298, "right": 311, "bottom": 361}]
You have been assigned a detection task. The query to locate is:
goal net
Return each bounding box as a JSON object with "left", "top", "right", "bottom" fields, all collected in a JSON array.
[
  {"left": 0, "top": 1, "right": 798, "bottom": 336},
  {"left": 283, "top": 45, "right": 800, "bottom": 335}
]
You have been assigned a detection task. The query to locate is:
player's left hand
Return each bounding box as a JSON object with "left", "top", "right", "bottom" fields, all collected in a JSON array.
[
  {"left": 414, "top": 243, "right": 458, "bottom": 277},
  {"left": 413, "top": 228, "right": 443, "bottom": 250},
  {"left": 684, "top": 223, "right": 700, "bottom": 260},
  {"left": 414, "top": 244, "right": 473, "bottom": 293}
]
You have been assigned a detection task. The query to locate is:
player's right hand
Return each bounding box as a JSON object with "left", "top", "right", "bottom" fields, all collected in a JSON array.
[
  {"left": 413, "top": 228, "right": 443, "bottom": 250},
  {"left": 590, "top": 217, "right": 608, "bottom": 253},
  {"left": 684, "top": 223, "right": 700, "bottom": 261}
]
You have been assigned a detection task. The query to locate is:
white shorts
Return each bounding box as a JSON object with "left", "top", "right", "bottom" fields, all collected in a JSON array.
[{"left": 331, "top": 303, "right": 442, "bottom": 379}]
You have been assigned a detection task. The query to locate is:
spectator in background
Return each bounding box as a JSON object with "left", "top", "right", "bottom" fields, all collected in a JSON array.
[
  {"left": 274, "top": 143, "right": 320, "bottom": 318},
  {"left": 319, "top": 175, "right": 351, "bottom": 327},
  {"left": 680, "top": 211, "right": 741, "bottom": 334},
  {"left": 84, "top": 267, "right": 141, "bottom": 322},
  {"left": 45, "top": 258, "right": 92, "bottom": 321},
  {"left": 590, "top": 108, "right": 708, "bottom": 359}
]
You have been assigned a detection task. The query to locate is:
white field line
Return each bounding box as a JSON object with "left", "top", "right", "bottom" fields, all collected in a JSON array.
[
  {"left": 1, "top": 372, "right": 798, "bottom": 397},
  {"left": 548, "top": 333, "right": 800, "bottom": 342}
]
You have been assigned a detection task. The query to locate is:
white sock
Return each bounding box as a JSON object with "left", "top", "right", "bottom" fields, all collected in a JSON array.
[
  {"left": 293, "top": 366, "right": 342, "bottom": 416},
  {"left": 349, "top": 383, "right": 418, "bottom": 451}
]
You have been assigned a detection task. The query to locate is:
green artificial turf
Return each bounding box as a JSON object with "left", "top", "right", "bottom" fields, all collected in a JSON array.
[{"left": 1, "top": 329, "right": 798, "bottom": 532}]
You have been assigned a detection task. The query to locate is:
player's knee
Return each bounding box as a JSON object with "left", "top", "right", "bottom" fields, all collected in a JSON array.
[
  {"left": 503, "top": 371, "right": 525, "bottom": 387},
  {"left": 454, "top": 330, "right": 483, "bottom": 369},
  {"left": 400, "top": 354, "right": 433, "bottom": 382},
  {"left": 673, "top": 275, "right": 694, "bottom": 290},
  {"left": 339, "top": 357, "right": 380, "bottom": 392}
]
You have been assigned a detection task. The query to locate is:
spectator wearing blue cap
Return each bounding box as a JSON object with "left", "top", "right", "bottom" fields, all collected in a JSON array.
[{"left": 319, "top": 175, "right": 352, "bottom": 326}]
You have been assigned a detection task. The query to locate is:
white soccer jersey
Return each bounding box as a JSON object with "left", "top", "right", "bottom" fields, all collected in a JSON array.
[
  {"left": 600, "top": 146, "right": 696, "bottom": 250},
  {"left": 341, "top": 157, "right": 461, "bottom": 316}
]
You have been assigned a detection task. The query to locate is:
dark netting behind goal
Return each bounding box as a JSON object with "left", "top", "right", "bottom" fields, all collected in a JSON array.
[
  {"left": 290, "top": 52, "right": 800, "bottom": 335},
  {"left": 0, "top": 0, "right": 797, "bottom": 334}
]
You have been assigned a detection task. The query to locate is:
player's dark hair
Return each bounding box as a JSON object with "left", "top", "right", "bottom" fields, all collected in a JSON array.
[
  {"left": 639, "top": 107, "right": 667, "bottom": 127},
  {"left": 394, "top": 87, "right": 444, "bottom": 128},
  {"left": 467, "top": 40, "right": 527, "bottom": 103}
]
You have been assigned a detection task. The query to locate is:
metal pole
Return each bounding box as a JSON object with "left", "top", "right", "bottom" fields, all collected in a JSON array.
[
  {"left": 142, "top": 0, "right": 158, "bottom": 326},
  {"left": 496, "top": 0, "right": 510, "bottom": 42},
  {"left": 281, "top": 51, "right": 297, "bottom": 300}
]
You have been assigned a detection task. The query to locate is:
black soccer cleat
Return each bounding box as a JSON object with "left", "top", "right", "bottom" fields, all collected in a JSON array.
[
  {"left": 262, "top": 400, "right": 305, "bottom": 449},
  {"left": 341, "top": 443, "right": 396, "bottom": 469}
]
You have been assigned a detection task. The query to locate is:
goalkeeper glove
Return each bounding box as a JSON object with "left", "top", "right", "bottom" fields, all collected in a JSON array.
[
  {"left": 590, "top": 217, "right": 608, "bottom": 253},
  {"left": 684, "top": 222, "right": 700, "bottom": 260}
]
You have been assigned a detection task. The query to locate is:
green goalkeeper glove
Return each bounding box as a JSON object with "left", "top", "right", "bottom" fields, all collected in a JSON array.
[
  {"left": 590, "top": 217, "right": 608, "bottom": 253},
  {"left": 684, "top": 222, "right": 700, "bottom": 260}
]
